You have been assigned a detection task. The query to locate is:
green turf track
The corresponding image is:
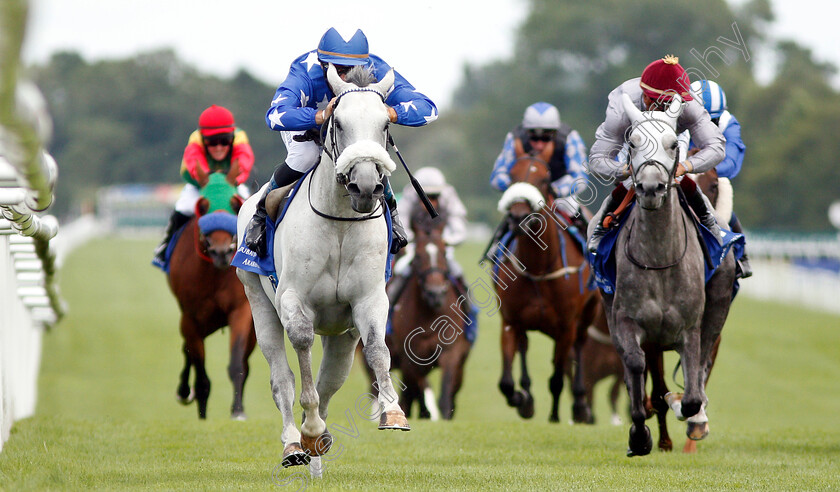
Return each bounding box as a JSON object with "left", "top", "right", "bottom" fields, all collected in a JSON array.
[{"left": 1, "top": 237, "right": 838, "bottom": 490}]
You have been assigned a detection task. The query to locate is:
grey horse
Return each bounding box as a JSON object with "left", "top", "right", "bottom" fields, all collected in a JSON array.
[{"left": 599, "top": 94, "right": 736, "bottom": 457}]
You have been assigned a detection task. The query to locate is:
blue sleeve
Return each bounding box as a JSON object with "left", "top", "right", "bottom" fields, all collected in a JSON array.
[
  {"left": 265, "top": 53, "right": 321, "bottom": 132},
  {"left": 554, "top": 130, "right": 589, "bottom": 196},
  {"left": 490, "top": 133, "right": 516, "bottom": 192},
  {"left": 371, "top": 55, "right": 438, "bottom": 127},
  {"left": 716, "top": 117, "right": 745, "bottom": 179}
]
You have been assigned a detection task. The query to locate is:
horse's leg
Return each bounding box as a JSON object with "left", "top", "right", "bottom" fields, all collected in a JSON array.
[
  {"left": 237, "top": 270, "right": 306, "bottom": 466},
  {"left": 516, "top": 330, "right": 535, "bottom": 419},
  {"left": 227, "top": 306, "right": 256, "bottom": 420},
  {"left": 437, "top": 346, "right": 467, "bottom": 420},
  {"left": 180, "top": 318, "right": 210, "bottom": 419},
  {"left": 280, "top": 290, "right": 326, "bottom": 453},
  {"left": 176, "top": 342, "right": 194, "bottom": 404},
  {"left": 353, "top": 292, "right": 409, "bottom": 430},
  {"left": 613, "top": 317, "right": 652, "bottom": 457},
  {"left": 571, "top": 296, "right": 600, "bottom": 424},
  {"left": 498, "top": 322, "right": 521, "bottom": 410},
  {"left": 645, "top": 349, "right": 672, "bottom": 452},
  {"left": 676, "top": 323, "right": 705, "bottom": 423},
  {"left": 609, "top": 376, "right": 623, "bottom": 425},
  {"left": 548, "top": 336, "right": 568, "bottom": 423},
  {"left": 304, "top": 330, "right": 360, "bottom": 456}
]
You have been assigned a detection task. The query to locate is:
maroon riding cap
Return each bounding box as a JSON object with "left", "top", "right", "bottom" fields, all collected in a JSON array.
[{"left": 640, "top": 55, "right": 693, "bottom": 102}]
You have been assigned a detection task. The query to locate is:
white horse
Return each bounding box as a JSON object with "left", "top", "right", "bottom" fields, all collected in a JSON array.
[{"left": 236, "top": 65, "right": 408, "bottom": 469}]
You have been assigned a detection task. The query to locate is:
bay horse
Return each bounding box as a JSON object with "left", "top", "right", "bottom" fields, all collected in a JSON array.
[
  {"left": 603, "top": 94, "right": 736, "bottom": 457},
  {"left": 492, "top": 146, "right": 600, "bottom": 423},
  {"left": 388, "top": 200, "right": 472, "bottom": 420},
  {"left": 235, "top": 65, "right": 407, "bottom": 470},
  {"left": 168, "top": 173, "right": 256, "bottom": 420}
]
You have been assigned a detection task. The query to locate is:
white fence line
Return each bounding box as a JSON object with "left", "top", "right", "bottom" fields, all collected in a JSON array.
[
  {"left": 739, "top": 233, "right": 840, "bottom": 315},
  {"left": 0, "top": 0, "right": 63, "bottom": 452}
]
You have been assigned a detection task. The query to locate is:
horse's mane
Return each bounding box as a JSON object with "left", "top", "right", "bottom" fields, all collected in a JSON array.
[{"left": 344, "top": 65, "right": 377, "bottom": 87}]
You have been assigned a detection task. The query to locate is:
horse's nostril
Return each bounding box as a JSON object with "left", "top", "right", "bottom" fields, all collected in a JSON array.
[
  {"left": 657, "top": 183, "right": 666, "bottom": 192},
  {"left": 373, "top": 184, "right": 384, "bottom": 195},
  {"left": 347, "top": 183, "right": 360, "bottom": 195}
]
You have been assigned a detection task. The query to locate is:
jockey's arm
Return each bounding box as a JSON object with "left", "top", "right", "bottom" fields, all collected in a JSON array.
[
  {"left": 194, "top": 161, "right": 209, "bottom": 187},
  {"left": 376, "top": 58, "right": 437, "bottom": 127},
  {"left": 676, "top": 100, "right": 725, "bottom": 176},
  {"left": 490, "top": 132, "right": 516, "bottom": 192},
  {"left": 589, "top": 86, "right": 635, "bottom": 183},
  {"left": 226, "top": 159, "right": 240, "bottom": 186},
  {"left": 442, "top": 188, "right": 469, "bottom": 246},
  {"left": 552, "top": 130, "right": 588, "bottom": 197},
  {"left": 266, "top": 61, "right": 321, "bottom": 132},
  {"left": 230, "top": 131, "right": 255, "bottom": 184},
  {"left": 716, "top": 115, "right": 745, "bottom": 179}
]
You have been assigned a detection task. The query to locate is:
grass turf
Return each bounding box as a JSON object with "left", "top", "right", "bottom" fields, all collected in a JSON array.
[{"left": 1, "top": 236, "right": 838, "bottom": 490}]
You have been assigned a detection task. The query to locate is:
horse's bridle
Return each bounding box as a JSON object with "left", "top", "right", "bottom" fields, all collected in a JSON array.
[
  {"left": 626, "top": 119, "right": 680, "bottom": 211},
  {"left": 309, "top": 87, "right": 389, "bottom": 222}
]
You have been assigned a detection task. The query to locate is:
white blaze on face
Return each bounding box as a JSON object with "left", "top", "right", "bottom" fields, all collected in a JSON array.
[{"left": 426, "top": 242, "right": 440, "bottom": 269}]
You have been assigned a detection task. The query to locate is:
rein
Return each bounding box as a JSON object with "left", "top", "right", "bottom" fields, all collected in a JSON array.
[
  {"left": 192, "top": 222, "right": 216, "bottom": 264},
  {"left": 508, "top": 256, "right": 584, "bottom": 281},
  {"left": 307, "top": 169, "right": 385, "bottom": 222}
]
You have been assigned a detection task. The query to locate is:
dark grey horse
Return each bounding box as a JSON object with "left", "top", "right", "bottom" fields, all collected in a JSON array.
[{"left": 601, "top": 94, "right": 736, "bottom": 457}]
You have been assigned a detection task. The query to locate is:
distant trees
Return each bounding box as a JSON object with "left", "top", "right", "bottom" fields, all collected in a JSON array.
[{"left": 29, "top": 0, "right": 840, "bottom": 231}]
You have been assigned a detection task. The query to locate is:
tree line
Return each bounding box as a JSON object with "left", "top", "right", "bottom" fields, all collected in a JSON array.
[{"left": 28, "top": 0, "right": 840, "bottom": 232}]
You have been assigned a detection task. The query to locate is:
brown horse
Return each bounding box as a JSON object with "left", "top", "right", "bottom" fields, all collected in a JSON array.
[
  {"left": 492, "top": 145, "right": 600, "bottom": 422},
  {"left": 568, "top": 307, "right": 625, "bottom": 425},
  {"left": 168, "top": 176, "right": 256, "bottom": 419},
  {"left": 644, "top": 169, "right": 725, "bottom": 453},
  {"left": 387, "top": 199, "right": 472, "bottom": 420}
]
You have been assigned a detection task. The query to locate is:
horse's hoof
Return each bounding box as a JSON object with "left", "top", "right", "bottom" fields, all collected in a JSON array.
[
  {"left": 517, "top": 390, "right": 535, "bottom": 419},
  {"left": 230, "top": 411, "right": 247, "bottom": 421},
  {"left": 378, "top": 410, "right": 411, "bottom": 431},
  {"left": 281, "top": 443, "right": 311, "bottom": 467},
  {"left": 300, "top": 431, "right": 333, "bottom": 456},
  {"left": 664, "top": 392, "right": 685, "bottom": 421},
  {"left": 687, "top": 421, "right": 709, "bottom": 441},
  {"left": 626, "top": 424, "right": 652, "bottom": 457},
  {"left": 176, "top": 388, "right": 195, "bottom": 405}
]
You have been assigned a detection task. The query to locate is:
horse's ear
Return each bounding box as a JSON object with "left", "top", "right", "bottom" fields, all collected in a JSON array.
[
  {"left": 513, "top": 137, "right": 526, "bottom": 158},
  {"left": 231, "top": 195, "right": 244, "bottom": 215},
  {"left": 327, "top": 63, "right": 350, "bottom": 94},
  {"left": 196, "top": 197, "right": 209, "bottom": 217},
  {"left": 374, "top": 68, "right": 395, "bottom": 97},
  {"left": 622, "top": 93, "right": 643, "bottom": 124}
]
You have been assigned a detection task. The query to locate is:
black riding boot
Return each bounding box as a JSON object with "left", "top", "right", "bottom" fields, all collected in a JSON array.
[
  {"left": 587, "top": 187, "right": 626, "bottom": 254},
  {"left": 384, "top": 177, "right": 407, "bottom": 254},
  {"left": 153, "top": 211, "right": 190, "bottom": 264},
  {"left": 729, "top": 213, "right": 752, "bottom": 278},
  {"left": 244, "top": 162, "right": 304, "bottom": 257},
  {"left": 682, "top": 179, "right": 723, "bottom": 246}
]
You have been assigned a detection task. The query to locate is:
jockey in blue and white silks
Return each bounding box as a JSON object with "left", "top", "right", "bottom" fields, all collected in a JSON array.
[
  {"left": 243, "top": 27, "right": 438, "bottom": 258},
  {"left": 484, "top": 102, "right": 591, "bottom": 256},
  {"left": 677, "top": 79, "right": 751, "bottom": 278}
]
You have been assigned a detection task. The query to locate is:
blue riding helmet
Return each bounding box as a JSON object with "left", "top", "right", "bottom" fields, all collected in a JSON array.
[
  {"left": 691, "top": 80, "right": 727, "bottom": 119},
  {"left": 317, "top": 27, "right": 370, "bottom": 66}
]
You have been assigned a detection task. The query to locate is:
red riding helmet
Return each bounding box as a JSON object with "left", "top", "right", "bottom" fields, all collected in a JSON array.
[
  {"left": 640, "top": 55, "right": 693, "bottom": 102},
  {"left": 198, "top": 105, "right": 236, "bottom": 137}
]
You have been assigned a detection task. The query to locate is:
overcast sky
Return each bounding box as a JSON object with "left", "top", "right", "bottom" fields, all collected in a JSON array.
[{"left": 20, "top": 0, "right": 840, "bottom": 110}]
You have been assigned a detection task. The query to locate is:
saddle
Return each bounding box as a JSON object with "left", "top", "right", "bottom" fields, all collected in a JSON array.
[{"left": 265, "top": 182, "right": 298, "bottom": 223}]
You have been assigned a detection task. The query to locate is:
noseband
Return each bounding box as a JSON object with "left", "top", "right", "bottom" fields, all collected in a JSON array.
[{"left": 310, "top": 87, "right": 388, "bottom": 222}]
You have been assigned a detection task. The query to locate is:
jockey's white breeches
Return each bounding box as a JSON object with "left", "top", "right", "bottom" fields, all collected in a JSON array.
[
  {"left": 393, "top": 243, "right": 464, "bottom": 279},
  {"left": 282, "top": 130, "right": 321, "bottom": 173},
  {"left": 174, "top": 183, "right": 251, "bottom": 215}
]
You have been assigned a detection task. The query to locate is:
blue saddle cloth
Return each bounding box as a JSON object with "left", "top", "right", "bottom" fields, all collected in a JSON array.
[
  {"left": 152, "top": 223, "right": 188, "bottom": 273},
  {"left": 587, "top": 200, "right": 745, "bottom": 296},
  {"left": 231, "top": 170, "right": 394, "bottom": 290}
]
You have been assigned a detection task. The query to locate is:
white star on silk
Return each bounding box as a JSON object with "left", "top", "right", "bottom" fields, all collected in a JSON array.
[
  {"left": 301, "top": 52, "right": 320, "bottom": 72},
  {"left": 424, "top": 107, "right": 438, "bottom": 124},
  {"left": 299, "top": 90, "right": 310, "bottom": 108},
  {"left": 268, "top": 110, "right": 286, "bottom": 128},
  {"left": 271, "top": 94, "right": 287, "bottom": 105},
  {"left": 399, "top": 101, "right": 417, "bottom": 113}
]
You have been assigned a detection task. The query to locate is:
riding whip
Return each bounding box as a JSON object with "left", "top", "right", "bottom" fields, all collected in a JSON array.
[{"left": 387, "top": 133, "right": 438, "bottom": 218}]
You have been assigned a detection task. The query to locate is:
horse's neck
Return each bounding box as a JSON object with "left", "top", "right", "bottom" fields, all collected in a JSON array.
[
  {"left": 309, "top": 155, "right": 347, "bottom": 217},
  {"left": 632, "top": 191, "right": 686, "bottom": 261},
  {"left": 515, "top": 210, "right": 562, "bottom": 272}
]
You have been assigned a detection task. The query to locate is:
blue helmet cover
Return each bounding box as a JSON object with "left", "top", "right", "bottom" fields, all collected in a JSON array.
[{"left": 317, "top": 27, "right": 370, "bottom": 66}]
